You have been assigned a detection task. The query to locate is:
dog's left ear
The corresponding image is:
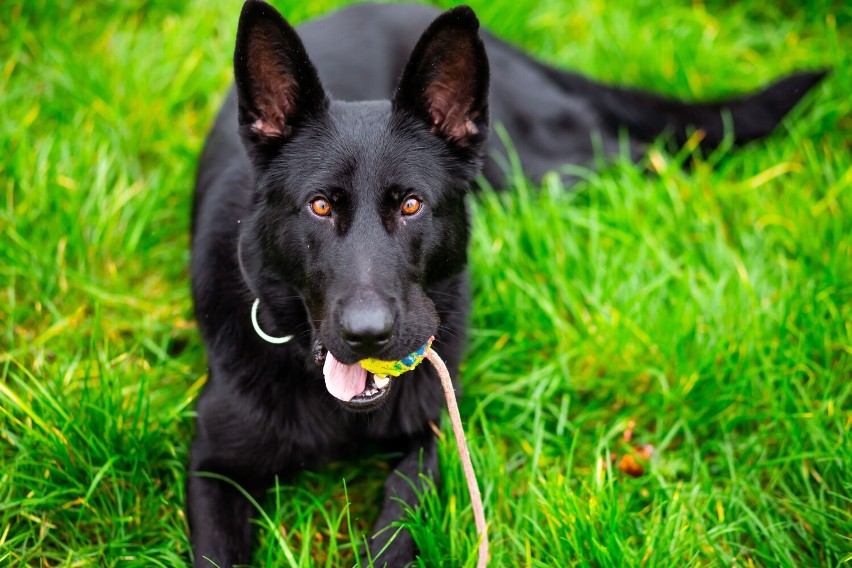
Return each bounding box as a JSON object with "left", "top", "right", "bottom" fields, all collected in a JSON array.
[{"left": 393, "top": 5, "right": 489, "bottom": 149}]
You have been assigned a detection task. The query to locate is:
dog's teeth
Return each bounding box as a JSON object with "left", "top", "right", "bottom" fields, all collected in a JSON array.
[{"left": 374, "top": 376, "right": 390, "bottom": 389}]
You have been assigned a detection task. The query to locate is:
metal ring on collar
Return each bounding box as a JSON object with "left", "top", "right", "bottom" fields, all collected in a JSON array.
[{"left": 251, "top": 298, "right": 294, "bottom": 344}]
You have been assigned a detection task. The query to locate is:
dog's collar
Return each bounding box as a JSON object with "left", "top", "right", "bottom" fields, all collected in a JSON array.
[{"left": 251, "top": 298, "right": 293, "bottom": 344}]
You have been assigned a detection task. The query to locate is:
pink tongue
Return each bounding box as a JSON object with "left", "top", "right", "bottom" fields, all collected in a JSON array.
[{"left": 323, "top": 352, "right": 368, "bottom": 401}]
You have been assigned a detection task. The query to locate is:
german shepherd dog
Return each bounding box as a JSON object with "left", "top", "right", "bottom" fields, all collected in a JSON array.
[{"left": 189, "top": 1, "right": 823, "bottom": 565}]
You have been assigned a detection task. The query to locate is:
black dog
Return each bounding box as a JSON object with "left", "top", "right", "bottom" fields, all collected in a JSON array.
[{"left": 189, "top": 2, "right": 823, "bottom": 566}]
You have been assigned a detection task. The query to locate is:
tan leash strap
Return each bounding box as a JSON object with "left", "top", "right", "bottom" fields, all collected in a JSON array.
[{"left": 425, "top": 349, "right": 489, "bottom": 567}]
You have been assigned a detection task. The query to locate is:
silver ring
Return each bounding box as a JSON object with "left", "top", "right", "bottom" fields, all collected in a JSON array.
[{"left": 250, "top": 298, "right": 294, "bottom": 344}]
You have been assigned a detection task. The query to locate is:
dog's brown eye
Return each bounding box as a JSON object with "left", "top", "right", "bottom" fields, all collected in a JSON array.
[
  {"left": 401, "top": 197, "right": 422, "bottom": 216},
  {"left": 310, "top": 198, "right": 332, "bottom": 217}
]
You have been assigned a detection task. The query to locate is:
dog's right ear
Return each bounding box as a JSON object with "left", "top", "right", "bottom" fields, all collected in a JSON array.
[{"left": 234, "top": 0, "right": 328, "bottom": 165}]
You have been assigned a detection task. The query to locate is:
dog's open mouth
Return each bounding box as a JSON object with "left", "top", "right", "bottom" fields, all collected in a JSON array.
[
  {"left": 347, "top": 373, "right": 392, "bottom": 408},
  {"left": 321, "top": 351, "right": 393, "bottom": 409}
]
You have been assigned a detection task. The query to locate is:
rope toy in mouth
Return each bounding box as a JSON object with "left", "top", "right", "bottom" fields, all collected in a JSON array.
[
  {"left": 360, "top": 340, "right": 490, "bottom": 568},
  {"left": 359, "top": 336, "right": 434, "bottom": 377}
]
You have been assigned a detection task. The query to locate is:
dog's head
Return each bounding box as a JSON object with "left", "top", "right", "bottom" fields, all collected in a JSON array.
[{"left": 234, "top": 1, "right": 489, "bottom": 408}]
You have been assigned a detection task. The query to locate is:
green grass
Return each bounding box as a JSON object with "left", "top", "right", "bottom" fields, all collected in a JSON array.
[{"left": 1, "top": 0, "right": 850, "bottom": 566}]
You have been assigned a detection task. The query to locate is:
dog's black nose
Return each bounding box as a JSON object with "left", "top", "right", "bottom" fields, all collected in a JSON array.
[{"left": 340, "top": 296, "right": 394, "bottom": 352}]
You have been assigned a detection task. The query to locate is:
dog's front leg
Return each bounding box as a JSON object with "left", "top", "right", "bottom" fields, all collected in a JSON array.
[
  {"left": 187, "top": 466, "right": 260, "bottom": 568},
  {"left": 367, "top": 432, "right": 438, "bottom": 567}
]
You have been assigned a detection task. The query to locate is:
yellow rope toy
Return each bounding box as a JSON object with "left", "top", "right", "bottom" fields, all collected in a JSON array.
[
  {"left": 359, "top": 336, "right": 434, "bottom": 378},
  {"left": 361, "top": 338, "right": 490, "bottom": 568}
]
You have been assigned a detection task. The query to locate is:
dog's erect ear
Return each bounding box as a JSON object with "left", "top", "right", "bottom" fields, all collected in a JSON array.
[
  {"left": 234, "top": 0, "right": 327, "bottom": 159},
  {"left": 393, "top": 5, "right": 489, "bottom": 148}
]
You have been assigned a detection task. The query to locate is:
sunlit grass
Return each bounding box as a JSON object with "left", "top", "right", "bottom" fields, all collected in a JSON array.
[{"left": 1, "top": 0, "right": 850, "bottom": 566}]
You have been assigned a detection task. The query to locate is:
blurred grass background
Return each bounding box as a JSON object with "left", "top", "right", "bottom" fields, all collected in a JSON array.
[{"left": 1, "top": 0, "right": 850, "bottom": 566}]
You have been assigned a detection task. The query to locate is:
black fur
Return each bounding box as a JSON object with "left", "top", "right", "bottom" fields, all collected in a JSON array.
[{"left": 189, "top": 2, "right": 824, "bottom": 566}]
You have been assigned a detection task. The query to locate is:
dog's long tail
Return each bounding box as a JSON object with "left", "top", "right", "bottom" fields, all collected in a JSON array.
[
  {"left": 550, "top": 67, "right": 828, "bottom": 150},
  {"left": 486, "top": 30, "right": 827, "bottom": 155},
  {"left": 593, "top": 70, "right": 827, "bottom": 149}
]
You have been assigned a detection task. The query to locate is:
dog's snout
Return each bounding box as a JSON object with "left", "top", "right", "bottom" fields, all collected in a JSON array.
[{"left": 339, "top": 295, "right": 395, "bottom": 352}]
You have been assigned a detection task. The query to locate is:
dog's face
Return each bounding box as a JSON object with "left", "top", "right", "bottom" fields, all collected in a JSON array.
[{"left": 233, "top": 1, "right": 489, "bottom": 408}]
